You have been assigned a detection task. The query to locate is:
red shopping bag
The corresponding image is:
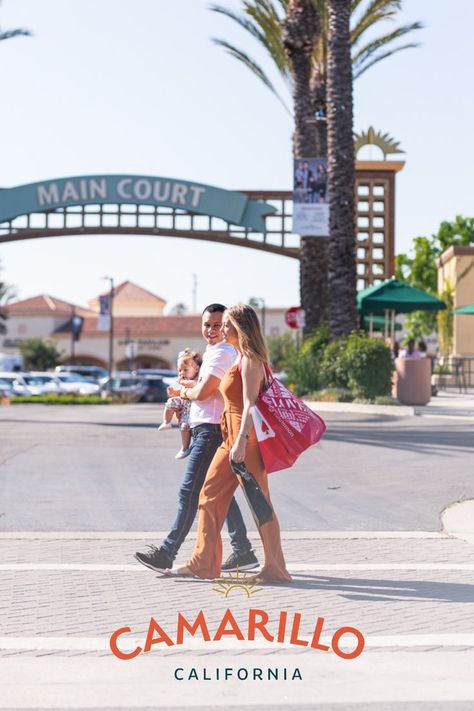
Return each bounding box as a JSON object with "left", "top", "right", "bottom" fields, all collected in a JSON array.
[{"left": 251, "top": 366, "right": 326, "bottom": 473}]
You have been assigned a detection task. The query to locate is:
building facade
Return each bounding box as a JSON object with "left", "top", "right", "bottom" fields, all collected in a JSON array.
[{"left": 3, "top": 282, "right": 294, "bottom": 370}]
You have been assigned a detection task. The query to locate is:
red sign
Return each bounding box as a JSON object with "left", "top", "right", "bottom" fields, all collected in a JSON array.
[{"left": 285, "top": 307, "right": 306, "bottom": 329}]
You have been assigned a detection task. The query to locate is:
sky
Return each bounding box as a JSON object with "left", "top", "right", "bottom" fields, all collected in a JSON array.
[{"left": 1, "top": 0, "right": 473, "bottom": 313}]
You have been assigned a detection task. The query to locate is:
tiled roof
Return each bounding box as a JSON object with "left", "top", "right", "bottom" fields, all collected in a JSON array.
[
  {"left": 91, "top": 280, "right": 166, "bottom": 305},
  {"left": 54, "top": 315, "right": 202, "bottom": 337},
  {"left": 6, "top": 295, "right": 93, "bottom": 316}
]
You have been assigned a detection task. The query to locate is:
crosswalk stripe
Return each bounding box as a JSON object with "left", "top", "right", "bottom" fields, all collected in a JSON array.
[
  {"left": 0, "top": 530, "right": 445, "bottom": 540},
  {"left": 0, "top": 562, "right": 472, "bottom": 571}
]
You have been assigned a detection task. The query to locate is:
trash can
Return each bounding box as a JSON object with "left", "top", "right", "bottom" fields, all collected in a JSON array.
[{"left": 392, "top": 357, "right": 431, "bottom": 406}]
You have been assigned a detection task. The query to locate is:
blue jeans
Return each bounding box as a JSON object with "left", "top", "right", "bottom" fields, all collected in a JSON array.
[{"left": 161, "top": 423, "right": 251, "bottom": 561}]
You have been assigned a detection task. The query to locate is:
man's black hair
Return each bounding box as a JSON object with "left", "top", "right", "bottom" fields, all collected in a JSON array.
[{"left": 202, "top": 303, "right": 227, "bottom": 315}]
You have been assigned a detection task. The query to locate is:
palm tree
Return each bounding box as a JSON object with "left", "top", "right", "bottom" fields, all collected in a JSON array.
[
  {"left": 282, "top": 0, "right": 328, "bottom": 331},
  {"left": 327, "top": 0, "right": 356, "bottom": 338},
  {"left": 211, "top": 0, "right": 422, "bottom": 332}
]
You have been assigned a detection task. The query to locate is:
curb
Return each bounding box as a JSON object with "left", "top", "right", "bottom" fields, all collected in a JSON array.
[
  {"left": 306, "top": 400, "right": 415, "bottom": 417},
  {"left": 441, "top": 499, "right": 474, "bottom": 545}
]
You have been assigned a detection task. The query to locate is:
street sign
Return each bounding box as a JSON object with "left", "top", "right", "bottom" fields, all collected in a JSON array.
[{"left": 285, "top": 307, "right": 306, "bottom": 329}]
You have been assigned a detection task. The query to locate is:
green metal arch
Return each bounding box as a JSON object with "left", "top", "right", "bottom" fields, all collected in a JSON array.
[{"left": 0, "top": 174, "right": 276, "bottom": 231}]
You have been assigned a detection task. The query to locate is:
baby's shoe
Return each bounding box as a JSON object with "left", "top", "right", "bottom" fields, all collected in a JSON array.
[
  {"left": 175, "top": 447, "right": 191, "bottom": 460},
  {"left": 157, "top": 423, "right": 172, "bottom": 432}
]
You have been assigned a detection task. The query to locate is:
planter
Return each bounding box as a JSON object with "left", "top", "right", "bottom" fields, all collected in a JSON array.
[{"left": 392, "top": 357, "right": 431, "bottom": 406}]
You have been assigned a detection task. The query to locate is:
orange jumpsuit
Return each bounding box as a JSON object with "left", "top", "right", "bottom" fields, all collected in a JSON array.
[{"left": 187, "top": 363, "right": 292, "bottom": 582}]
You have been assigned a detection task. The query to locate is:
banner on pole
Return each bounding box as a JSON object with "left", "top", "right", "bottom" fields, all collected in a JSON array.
[
  {"left": 97, "top": 294, "right": 111, "bottom": 331},
  {"left": 293, "top": 157, "right": 329, "bottom": 236}
]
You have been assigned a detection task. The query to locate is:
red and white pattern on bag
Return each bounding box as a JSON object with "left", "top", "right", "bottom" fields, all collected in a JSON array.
[
  {"left": 251, "top": 405, "right": 276, "bottom": 442},
  {"left": 261, "top": 380, "right": 311, "bottom": 433}
]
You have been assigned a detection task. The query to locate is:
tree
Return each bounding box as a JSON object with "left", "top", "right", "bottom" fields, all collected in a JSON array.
[
  {"left": 19, "top": 338, "right": 61, "bottom": 370},
  {"left": 327, "top": 0, "right": 357, "bottom": 339},
  {"left": 0, "top": 261, "right": 15, "bottom": 335},
  {"left": 169, "top": 302, "right": 188, "bottom": 316},
  {"left": 395, "top": 216, "right": 474, "bottom": 341},
  {"left": 282, "top": 0, "right": 328, "bottom": 333},
  {"left": 211, "top": 0, "right": 422, "bottom": 332}
]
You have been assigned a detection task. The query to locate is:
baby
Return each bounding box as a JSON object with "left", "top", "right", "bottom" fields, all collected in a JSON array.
[{"left": 158, "top": 348, "right": 202, "bottom": 459}]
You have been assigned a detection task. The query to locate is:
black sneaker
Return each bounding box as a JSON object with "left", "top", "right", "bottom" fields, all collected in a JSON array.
[
  {"left": 134, "top": 545, "right": 173, "bottom": 572},
  {"left": 221, "top": 549, "right": 259, "bottom": 572}
]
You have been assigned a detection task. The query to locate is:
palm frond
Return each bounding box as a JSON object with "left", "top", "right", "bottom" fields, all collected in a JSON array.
[
  {"left": 352, "top": 22, "right": 422, "bottom": 72},
  {"left": 352, "top": 22, "right": 423, "bottom": 66},
  {"left": 351, "top": 0, "right": 405, "bottom": 48},
  {"left": 210, "top": 5, "right": 268, "bottom": 45},
  {"left": 211, "top": 38, "right": 291, "bottom": 112},
  {"left": 353, "top": 42, "right": 420, "bottom": 79},
  {"left": 0, "top": 28, "right": 31, "bottom": 42},
  {"left": 211, "top": 2, "right": 290, "bottom": 80},
  {"left": 244, "top": 0, "right": 289, "bottom": 76}
]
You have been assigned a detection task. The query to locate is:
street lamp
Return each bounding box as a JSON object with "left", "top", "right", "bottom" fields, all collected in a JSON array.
[{"left": 101, "top": 276, "right": 114, "bottom": 375}]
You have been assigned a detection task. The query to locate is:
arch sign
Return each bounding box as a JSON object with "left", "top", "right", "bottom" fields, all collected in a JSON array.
[{"left": 0, "top": 174, "right": 276, "bottom": 231}]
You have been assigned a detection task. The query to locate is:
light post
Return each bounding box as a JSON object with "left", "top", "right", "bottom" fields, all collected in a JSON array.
[
  {"left": 70, "top": 306, "right": 84, "bottom": 363},
  {"left": 253, "top": 297, "right": 266, "bottom": 336},
  {"left": 101, "top": 276, "right": 114, "bottom": 376},
  {"left": 70, "top": 306, "right": 76, "bottom": 363}
]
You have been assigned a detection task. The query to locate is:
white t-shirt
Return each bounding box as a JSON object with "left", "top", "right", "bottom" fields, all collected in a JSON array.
[{"left": 189, "top": 342, "right": 236, "bottom": 427}]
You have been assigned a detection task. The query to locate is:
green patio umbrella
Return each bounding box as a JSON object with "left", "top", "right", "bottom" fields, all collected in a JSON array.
[
  {"left": 357, "top": 278, "right": 446, "bottom": 343},
  {"left": 362, "top": 315, "right": 401, "bottom": 332},
  {"left": 357, "top": 278, "right": 446, "bottom": 315},
  {"left": 452, "top": 303, "right": 474, "bottom": 315}
]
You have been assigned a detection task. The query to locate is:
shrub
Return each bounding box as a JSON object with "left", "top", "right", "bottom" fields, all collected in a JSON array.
[
  {"left": 282, "top": 327, "right": 392, "bottom": 401},
  {"left": 283, "top": 325, "right": 329, "bottom": 395},
  {"left": 339, "top": 332, "right": 392, "bottom": 399},
  {"left": 11, "top": 394, "right": 109, "bottom": 405},
  {"left": 267, "top": 332, "right": 297, "bottom": 371},
  {"left": 307, "top": 388, "right": 353, "bottom": 402},
  {"left": 320, "top": 338, "right": 350, "bottom": 389}
]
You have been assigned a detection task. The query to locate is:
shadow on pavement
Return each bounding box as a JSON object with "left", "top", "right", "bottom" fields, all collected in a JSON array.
[
  {"left": 158, "top": 574, "right": 474, "bottom": 603},
  {"left": 324, "top": 426, "right": 474, "bottom": 455},
  {"left": 267, "top": 573, "right": 474, "bottom": 602}
]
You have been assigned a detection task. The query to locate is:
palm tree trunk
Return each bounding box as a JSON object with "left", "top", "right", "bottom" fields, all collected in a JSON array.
[
  {"left": 283, "top": 0, "right": 328, "bottom": 334},
  {"left": 327, "top": 0, "right": 357, "bottom": 340}
]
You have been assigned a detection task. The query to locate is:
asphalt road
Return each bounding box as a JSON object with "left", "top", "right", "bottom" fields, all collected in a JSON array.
[{"left": 1, "top": 403, "right": 473, "bottom": 532}]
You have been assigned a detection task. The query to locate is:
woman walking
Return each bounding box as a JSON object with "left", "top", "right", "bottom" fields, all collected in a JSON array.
[{"left": 168, "top": 304, "right": 292, "bottom": 583}]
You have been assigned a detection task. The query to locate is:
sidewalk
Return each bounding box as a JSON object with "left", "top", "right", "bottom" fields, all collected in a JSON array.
[
  {"left": 0, "top": 530, "right": 473, "bottom": 709},
  {"left": 308, "top": 390, "right": 474, "bottom": 419}
]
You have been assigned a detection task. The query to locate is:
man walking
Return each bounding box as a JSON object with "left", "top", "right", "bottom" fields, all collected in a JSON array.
[{"left": 135, "top": 303, "right": 258, "bottom": 573}]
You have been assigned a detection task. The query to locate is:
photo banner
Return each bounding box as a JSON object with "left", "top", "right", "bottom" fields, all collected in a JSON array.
[
  {"left": 97, "top": 294, "right": 111, "bottom": 332},
  {"left": 293, "top": 157, "right": 329, "bottom": 236}
]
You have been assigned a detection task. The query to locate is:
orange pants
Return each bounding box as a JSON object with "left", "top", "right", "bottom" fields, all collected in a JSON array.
[{"left": 187, "top": 409, "right": 291, "bottom": 582}]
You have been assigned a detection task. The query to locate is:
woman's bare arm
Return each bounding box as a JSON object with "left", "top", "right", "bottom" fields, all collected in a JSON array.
[{"left": 230, "top": 356, "right": 263, "bottom": 463}]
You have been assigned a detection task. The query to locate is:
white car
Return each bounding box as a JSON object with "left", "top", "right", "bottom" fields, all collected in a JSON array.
[
  {"left": 20, "top": 372, "right": 63, "bottom": 396},
  {"left": 56, "top": 373, "right": 100, "bottom": 395},
  {"left": 0, "top": 372, "right": 33, "bottom": 396}
]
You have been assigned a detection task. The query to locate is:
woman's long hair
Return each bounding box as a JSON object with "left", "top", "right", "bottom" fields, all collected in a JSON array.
[{"left": 226, "top": 304, "right": 269, "bottom": 363}]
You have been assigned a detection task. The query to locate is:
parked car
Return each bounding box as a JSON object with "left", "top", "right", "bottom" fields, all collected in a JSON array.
[
  {"left": 132, "top": 368, "right": 178, "bottom": 388},
  {"left": 55, "top": 365, "right": 109, "bottom": 382},
  {"left": 0, "top": 375, "right": 15, "bottom": 398},
  {"left": 0, "top": 372, "right": 33, "bottom": 397},
  {"left": 55, "top": 373, "right": 101, "bottom": 396},
  {"left": 20, "top": 372, "right": 63, "bottom": 396},
  {"left": 100, "top": 373, "right": 168, "bottom": 403},
  {"left": 138, "top": 374, "right": 169, "bottom": 403}
]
